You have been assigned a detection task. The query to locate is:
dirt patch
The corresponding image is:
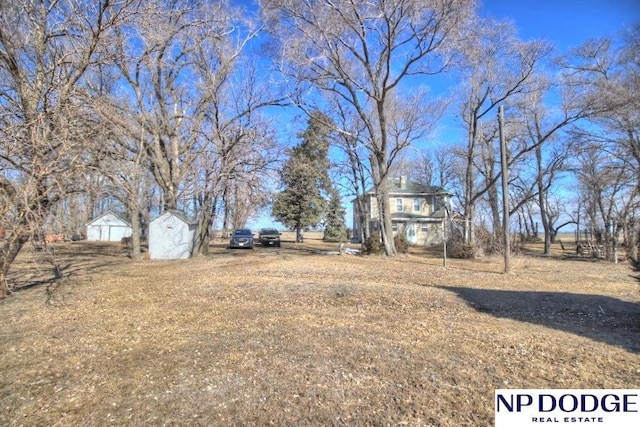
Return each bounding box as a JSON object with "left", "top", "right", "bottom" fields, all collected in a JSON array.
[{"left": 1, "top": 239, "right": 639, "bottom": 426}]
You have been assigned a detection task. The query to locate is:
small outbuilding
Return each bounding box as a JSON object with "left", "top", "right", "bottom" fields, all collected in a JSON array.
[
  {"left": 148, "top": 210, "right": 197, "bottom": 260},
  {"left": 86, "top": 211, "right": 132, "bottom": 242}
]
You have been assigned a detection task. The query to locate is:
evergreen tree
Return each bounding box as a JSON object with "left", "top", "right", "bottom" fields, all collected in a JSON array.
[
  {"left": 272, "top": 113, "right": 332, "bottom": 242},
  {"left": 323, "top": 189, "right": 347, "bottom": 242}
]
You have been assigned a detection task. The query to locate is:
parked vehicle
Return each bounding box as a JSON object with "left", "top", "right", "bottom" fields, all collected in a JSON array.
[
  {"left": 229, "top": 229, "right": 254, "bottom": 249},
  {"left": 258, "top": 228, "right": 281, "bottom": 247}
]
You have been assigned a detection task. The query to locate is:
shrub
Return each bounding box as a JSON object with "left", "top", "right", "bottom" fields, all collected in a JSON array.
[
  {"left": 448, "top": 242, "right": 476, "bottom": 259},
  {"left": 323, "top": 227, "right": 347, "bottom": 242},
  {"left": 363, "top": 231, "right": 384, "bottom": 255},
  {"left": 394, "top": 233, "right": 409, "bottom": 254}
]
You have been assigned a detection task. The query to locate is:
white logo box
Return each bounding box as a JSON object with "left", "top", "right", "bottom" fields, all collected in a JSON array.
[{"left": 495, "top": 389, "right": 640, "bottom": 427}]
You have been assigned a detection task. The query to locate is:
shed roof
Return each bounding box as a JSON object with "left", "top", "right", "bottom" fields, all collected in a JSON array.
[
  {"left": 86, "top": 210, "right": 131, "bottom": 227},
  {"left": 153, "top": 209, "right": 196, "bottom": 225}
]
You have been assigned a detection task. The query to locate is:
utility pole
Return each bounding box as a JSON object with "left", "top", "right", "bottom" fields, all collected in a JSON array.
[{"left": 498, "top": 106, "right": 511, "bottom": 273}]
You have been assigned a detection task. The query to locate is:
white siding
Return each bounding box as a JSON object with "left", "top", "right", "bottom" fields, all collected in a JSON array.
[
  {"left": 86, "top": 212, "right": 132, "bottom": 242},
  {"left": 368, "top": 195, "right": 379, "bottom": 220},
  {"left": 148, "top": 211, "right": 196, "bottom": 260}
]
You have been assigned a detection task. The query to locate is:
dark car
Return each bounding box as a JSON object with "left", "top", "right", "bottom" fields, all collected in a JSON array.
[
  {"left": 258, "top": 228, "right": 281, "bottom": 247},
  {"left": 229, "top": 229, "right": 254, "bottom": 249}
]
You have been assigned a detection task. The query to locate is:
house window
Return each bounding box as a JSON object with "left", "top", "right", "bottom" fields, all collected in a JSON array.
[
  {"left": 396, "top": 198, "right": 404, "bottom": 212},
  {"left": 421, "top": 223, "right": 429, "bottom": 232},
  {"left": 392, "top": 223, "right": 398, "bottom": 232},
  {"left": 413, "top": 198, "right": 421, "bottom": 212},
  {"left": 433, "top": 195, "right": 441, "bottom": 211}
]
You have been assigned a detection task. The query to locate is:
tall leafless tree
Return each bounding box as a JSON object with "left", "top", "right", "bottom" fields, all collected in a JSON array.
[
  {"left": 558, "top": 31, "right": 640, "bottom": 261},
  {"left": 93, "top": 125, "right": 152, "bottom": 260},
  {"left": 188, "top": 27, "right": 286, "bottom": 255},
  {"left": 331, "top": 103, "right": 372, "bottom": 244},
  {"left": 573, "top": 142, "right": 637, "bottom": 262},
  {"left": 515, "top": 67, "right": 605, "bottom": 255},
  {"left": 105, "top": 1, "right": 284, "bottom": 256},
  {"left": 109, "top": 0, "right": 225, "bottom": 212},
  {"left": 190, "top": 106, "right": 281, "bottom": 255},
  {"left": 455, "top": 18, "right": 550, "bottom": 247},
  {"left": 0, "top": 0, "right": 134, "bottom": 297},
  {"left": 262, "top": 0, "right": 474, "bottom": 255}
]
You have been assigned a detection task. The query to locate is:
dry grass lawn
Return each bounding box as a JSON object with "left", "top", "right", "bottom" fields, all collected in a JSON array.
[{"left": 1, "top": 234, "right": 639, "bottom": 426}]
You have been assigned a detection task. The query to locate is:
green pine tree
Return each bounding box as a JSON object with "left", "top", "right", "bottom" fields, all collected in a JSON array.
[
  {"left": 272, "top": 113, "right": 332, "bottom": 243},
  {"left": 323, "top": 190, "right": 347, "bottom": 242}
]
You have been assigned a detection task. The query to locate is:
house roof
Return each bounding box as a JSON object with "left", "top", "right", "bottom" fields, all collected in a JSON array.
[
  {"left": 365, "top": 177, "right": 448, "bottom": 196},
  {"left": 394, "top": 178, "right": 442, "bottom": 195},
  {"left": 391, "top": 210, "right": 446, "bottom": 222}
]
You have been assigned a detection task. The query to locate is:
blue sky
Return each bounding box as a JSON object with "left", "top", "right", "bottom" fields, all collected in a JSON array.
[
  {"left": 480, "top": 0, "right": 638, "bottom": 49},
  {"left": 250, "top": 0, "right": 639, "bottom": 230},
  {"left": 419, "top": 0, "right": 640, "bottom": 148}
]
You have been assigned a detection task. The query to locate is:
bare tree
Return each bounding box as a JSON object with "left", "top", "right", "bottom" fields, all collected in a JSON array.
[
  {"left": 189, "top": 33, "right": 285, "bottom": 255},
  {"left": 191, "top": 108, "right": 280, "bottom": 255},
  {"left": 262, "top": 0, "right": 474, "bottom": 255},
  {"left": 574, "top": 143, "right": 637, "bottom": 262},
  {"left": 516, "top": 77, "right": 602, "bottom": 255},
  {"left": 613, "top": 26, "right": 640, "bottom": 262},
  {"left": 559, "top": 32, "right": 640, "bottom": 261},
  {"left": 454, "top": 18, "right": 550, "bottom": 247},
  {"left": 105, "top": 1, "right": 284, "bottom": 256},
  {"left": 109, "top": 0, "right": 226, "bottom": 212},
  {"left": 93, "top": 126, "right": 152, "bottom": 259},
  {"left": 455, "top": 22, "right": 618, "bottom": 256},
  {"left": 331, "top": 104, "right": 372, "bottom": 244},
  {"left": 0, "top": 0, "right": 133, "bottom": 297}
]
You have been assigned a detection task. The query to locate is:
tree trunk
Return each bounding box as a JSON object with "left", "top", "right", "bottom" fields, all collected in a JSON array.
[
  {"left": 600, "top": 220, "right": 619, "bottom": 262},
  {"left": 345, "top": 139, "right": 371, "bottom": 244},
  {"left": 221, "top": 185, "right": 231, "bottom": 240},
  {"left": 516, "top": 211, "right": 524, "bottom": 241},
  {"left": 527, "top": 208, "right": 536, "bottom": 240},
  {"left": 193, "top": 194, "right": 217, "bottom": 256},
  {"left": 482, "top": 141, "right": 501, "bottom": 248},
  {"left": 378, "top": 192, "right": 396, "bottom": 256},
  {"left": 463, "top": 190, "right": 474, "bottom": 246},
  {"left": 194, "top": 211, "right": 212, "bottom": 256},
  {"left": 463, "top": 112, "right": 478, "bottom": 246},
  {"left": 296, "top": 225, "right": 304, "bottom": 243},
  {"left": 625, "top": 218, "right": 639, "bottom": 264},
  {"left": 0, "top": 233, "right": 26, "bottom": 298},
  {"left": 355, "top": 197, "right": 369, "bottom": 244},
  {"left": 612, "top": 222, "right": 621, "bottom": 264},
  {"left": 0, "top": 269, "right": 8, "bottom": 299},
  {"left": 632, "top": 225, "right": 640, "bottom": 265},
  {"left": 535, "top": 145, "right": 552, "bottom": 255},
  {"left": 129, "top": 207, "right": 142, "bottom": 260},
  {"left": 370, "top": 155, "right": 396, "bottom": 256}
]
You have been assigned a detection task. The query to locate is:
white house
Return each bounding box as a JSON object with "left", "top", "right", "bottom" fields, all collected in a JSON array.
[
  {"left": 148, "top": 210, "right": 197, "bottom": 260},
  {"left": 86, "top": 211, "right": 132, "bottom": 242}
]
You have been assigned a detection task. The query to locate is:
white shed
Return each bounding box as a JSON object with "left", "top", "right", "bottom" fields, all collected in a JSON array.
[
  {"left": 148, "top": 210, "right": 197, "bottom": 260},
  {"left": 86, "top": 211, "right": 132, "bottom": 242}
]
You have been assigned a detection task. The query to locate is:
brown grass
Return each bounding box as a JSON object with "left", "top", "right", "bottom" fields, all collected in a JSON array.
[{"left": 1, "top": 235, "right": 639, "bottom": 426}]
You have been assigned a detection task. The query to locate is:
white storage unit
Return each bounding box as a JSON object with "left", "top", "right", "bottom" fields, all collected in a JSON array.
[
  {"left": 148, "top": 210, "right": 197, "bottom": 260},
  {"left": 86, "top": 211, "right": 132, "bottom": 242}
]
